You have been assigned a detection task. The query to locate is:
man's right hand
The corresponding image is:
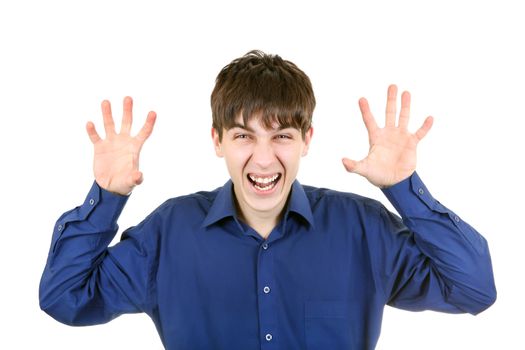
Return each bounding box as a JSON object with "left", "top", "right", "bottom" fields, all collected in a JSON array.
[{"left": 86, "top": 96, "right": 157, "bottom": 195}]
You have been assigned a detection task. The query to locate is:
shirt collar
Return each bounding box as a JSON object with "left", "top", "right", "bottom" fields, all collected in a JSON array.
[
  {"left": 202, "top": 180, "right": 314, "bottom": 229},
  {"left": 201, "top": 180, "right": 237, "bottom": 228},
  {"left": 286, "top": 180, "right": 315, "bottom": 228}
]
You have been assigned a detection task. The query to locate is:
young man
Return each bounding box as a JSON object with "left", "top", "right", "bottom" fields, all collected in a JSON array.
[{"left": 40, "top": 50, "right": 496, "bottom": 349}]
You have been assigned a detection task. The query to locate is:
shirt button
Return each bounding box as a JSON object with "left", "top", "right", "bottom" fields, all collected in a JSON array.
[
  {"left": 265, "top": 333, "right": 273, "bottom": 342},
  {"left": 57, "top": 224, "right": 63, "bottom": 231},
  {"left": 454, "top": 215, "right": 460, "bottom": 222},
  {"left": 262, "top": 243, "right": 269, "bottom": 250},
  {"left": 418, "top": 188, "right": 424, "bottom": 195},
  {"left": 89, "top": 198, "right": 95, "bottom": 205},
  {"left": 263, "top": 286, "right": 271, "bottom": 294}
]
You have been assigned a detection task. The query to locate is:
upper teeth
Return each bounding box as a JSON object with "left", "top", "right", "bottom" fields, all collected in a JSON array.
[{"left": 249, "top": 174, "right": 279, "bottom": 184}]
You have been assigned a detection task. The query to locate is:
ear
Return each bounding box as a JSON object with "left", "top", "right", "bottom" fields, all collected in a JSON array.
[
  {"left": 211, "top": 128, "right": 223, "bottom": 157},
  {"left": 301, "top": 127, "right": 314, "bottom": 157}
]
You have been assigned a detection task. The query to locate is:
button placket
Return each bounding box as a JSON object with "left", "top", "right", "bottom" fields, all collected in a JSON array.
[{"left": 257, "top": 234, "right": 278, "bottom": 348}]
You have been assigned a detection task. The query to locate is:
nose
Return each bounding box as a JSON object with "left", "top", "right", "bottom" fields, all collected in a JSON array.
[{"left": 252, "top": 140, "right": 275, "bottom": 169}]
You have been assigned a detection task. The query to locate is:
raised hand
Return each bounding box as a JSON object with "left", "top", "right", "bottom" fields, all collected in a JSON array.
[
  {"left": 86, "top": 97, "right": 157, "bottom": 195},
  {"left": 342, "top": 85, "right": 433, "bottom": 188}
]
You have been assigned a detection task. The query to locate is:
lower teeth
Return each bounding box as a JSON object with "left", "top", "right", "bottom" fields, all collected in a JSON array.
[{"left": 254, "top": 182, "right": 275, "bottom": 191}]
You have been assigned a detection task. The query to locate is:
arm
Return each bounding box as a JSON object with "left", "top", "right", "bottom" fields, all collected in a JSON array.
[
  {"left": 39, "top": 97, "right": 157, "bottom": 325},
  {"left": 343, "top": 85, "right": 496, "bottom": 314},
  {"left": 375, "top": 172, "right": 496, "bottom": 314}
]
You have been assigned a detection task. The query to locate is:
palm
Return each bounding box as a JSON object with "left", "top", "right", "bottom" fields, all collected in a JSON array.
[
  {"left": 86, "top": 97, "right": 156, "bottom": 195},
  {"left": 343, "top": 85, "right": 433, "bottom": 188}
]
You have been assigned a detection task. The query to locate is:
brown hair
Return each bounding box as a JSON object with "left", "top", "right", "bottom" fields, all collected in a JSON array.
[{"left": 211, "top": 50, "right": 315, "bottom": 141}]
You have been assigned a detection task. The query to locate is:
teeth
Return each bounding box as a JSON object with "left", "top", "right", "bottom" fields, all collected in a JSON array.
[
  {"left": 249, "top": 174, "right": 280, "bottom": 191},
  {"left": 254, "top": 182, "right": 276, "bottom": 191},
  {"left": 249, "top": 174, "right": 279, "bottom": 184}
]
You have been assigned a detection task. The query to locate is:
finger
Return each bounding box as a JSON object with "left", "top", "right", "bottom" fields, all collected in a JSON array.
[
  {"left": 132, "top": 170, "right": 144, "bottom": 186},
  {"left": 358, "top": 98, "right": 378, "bottom": 135},
  {"left": 342, "top": 157, "right": 365, "bottom": 176},
  {"left": 101, "top": 100, "right": 116, "bottom": 137},
  {"left": 415, "top": 116, "right": 434, "bottom": 141},
  {"left": 121, "top": 96, "right": 133, "bottom": 135},
  {"left": 136, "top": 111, "right": 157, "bottom": 143},
  {"left": 86, "top": 121, "right": 101, "bottom": 144},
  {"left": 385, "top": 84, "right": 398, "bottom": 127},
  {"left": 123, "top": 171, "right": 143, "bottom": 194},
  {"left": 398, "top": 91, "right": 411, "bottom": 129}
]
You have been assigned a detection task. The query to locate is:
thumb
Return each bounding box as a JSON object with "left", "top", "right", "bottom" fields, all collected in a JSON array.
[
  {"left": 342, "top": 157, "right": 364, "bottom": 175},
  {"left": 132, "top": 171, "right": 144, "bottom": 186}
]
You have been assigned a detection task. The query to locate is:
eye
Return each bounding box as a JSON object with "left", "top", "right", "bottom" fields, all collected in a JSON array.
[
  {"left": 275, "top": 134, "right": 292, "bottom": 140},
  {"left": 234, "top": 134, "right": 250, "bottom": 140}
]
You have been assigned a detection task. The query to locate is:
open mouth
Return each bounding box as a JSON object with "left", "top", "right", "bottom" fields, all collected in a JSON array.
[{"left": 247, "top": 173, "right": 282, "bottom": 192}]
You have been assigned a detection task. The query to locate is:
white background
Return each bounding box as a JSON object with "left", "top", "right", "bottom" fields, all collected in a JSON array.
[{"left": 1, "top": 0, "right": 523, "bottom": 348}]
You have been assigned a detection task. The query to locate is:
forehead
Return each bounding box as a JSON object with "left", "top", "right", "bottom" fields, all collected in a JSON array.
[{"left": 228, "top": 113, "right": 297, "bottom": 133}]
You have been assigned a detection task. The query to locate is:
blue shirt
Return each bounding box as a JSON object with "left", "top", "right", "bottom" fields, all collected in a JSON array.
[{"left": 39, "top": 172, "right": 496, "bottom": 350}]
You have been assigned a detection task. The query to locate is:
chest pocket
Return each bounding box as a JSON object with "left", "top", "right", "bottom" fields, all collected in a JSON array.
[{"left": 305, "top": 300, "right": 357, "bottom": 349}]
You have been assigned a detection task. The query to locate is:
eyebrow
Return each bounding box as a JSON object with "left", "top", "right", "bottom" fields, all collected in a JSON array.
[
  {"left": 230, "top": 123, "right": 255, "bottom": 133},
  {"left": 229, "top": 123, "right": 293, "bottom": 133}
]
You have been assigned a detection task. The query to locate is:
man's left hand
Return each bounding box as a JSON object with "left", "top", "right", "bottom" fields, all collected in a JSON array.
[{"left": 342, "top": 84, "right": 433, "bottom": 188}]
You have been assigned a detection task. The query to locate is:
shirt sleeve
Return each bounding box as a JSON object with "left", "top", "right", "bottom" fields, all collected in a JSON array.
[
  {"left": 368, "top": 172, "right": 496, "bottom": 315},
  {"left": 39, "top": 182, "right": 158, "bottom": 326}
]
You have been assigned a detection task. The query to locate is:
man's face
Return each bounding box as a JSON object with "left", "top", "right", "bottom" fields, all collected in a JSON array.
[{"left": 212, "top": 115, "right": 313, "bottom": 221}]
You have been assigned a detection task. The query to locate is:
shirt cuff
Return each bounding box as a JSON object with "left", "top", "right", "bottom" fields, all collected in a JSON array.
[
  {"left": 55, "top": 181, "right": 130, "bottom": 234},
  {"left": 90, "top": 181, "right": 130, "bottom": 226},
  {"left": 380, "top": 172, "right": 447, "bottom": 219}
]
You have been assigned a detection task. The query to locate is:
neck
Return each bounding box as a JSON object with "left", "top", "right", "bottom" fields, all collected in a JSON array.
[{"left": 235, "top": 200, "right": 287, "bottom": 240}]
